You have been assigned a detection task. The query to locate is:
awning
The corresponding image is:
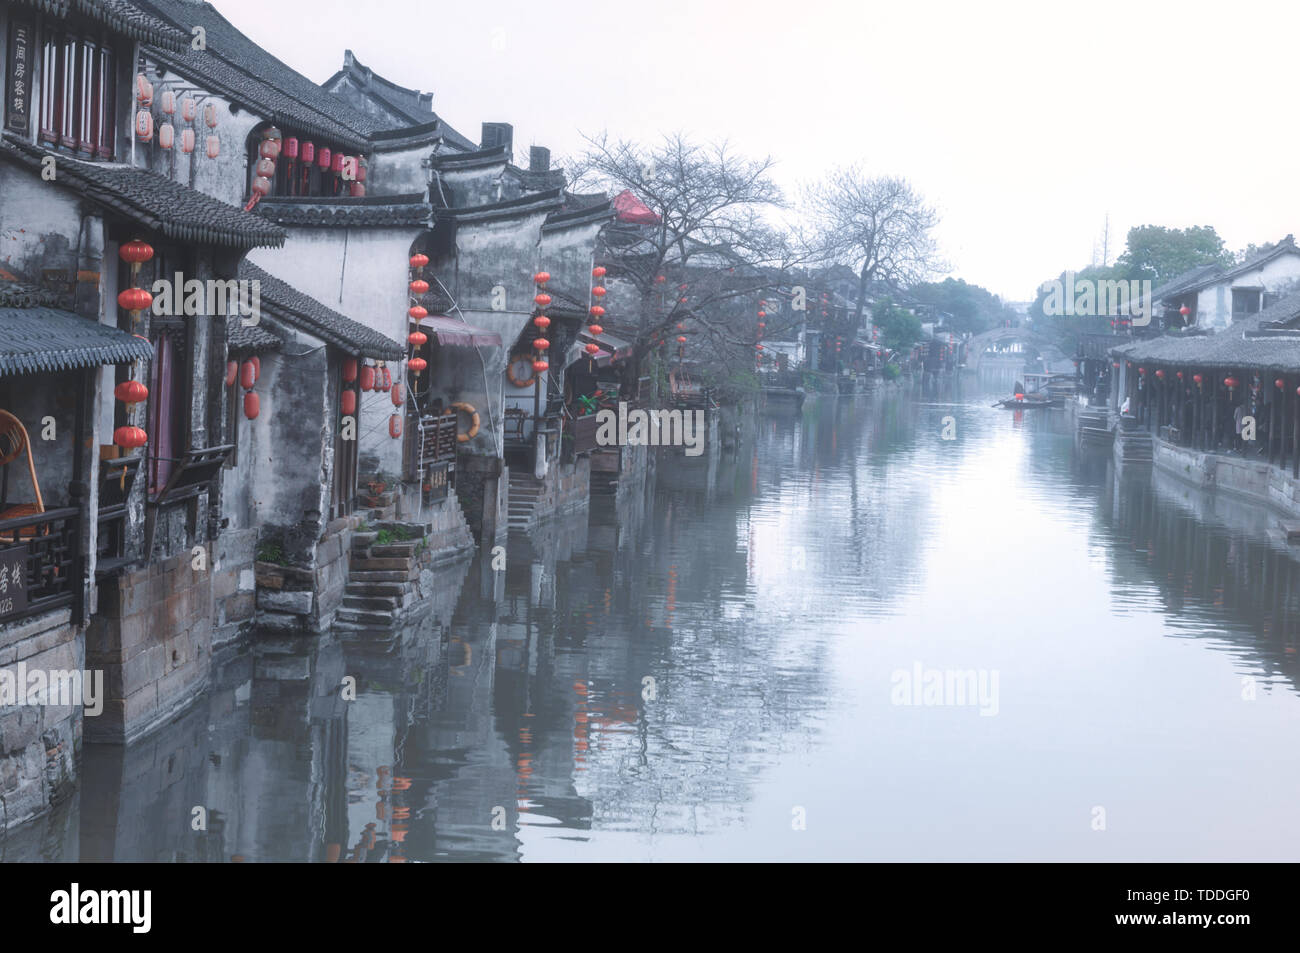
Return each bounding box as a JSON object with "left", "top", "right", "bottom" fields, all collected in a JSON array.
[
  {"left": 416, "top": 315, "right": 502, "bottom": 348},
  {"left": 0, "top": 308, "right": 155, "bottom": 376},
  {"left": 612, "top": 189, "right": 661, "bottom": 225},
  {"left": 580, "top": 328, "right": 634, "bottom": 361}
]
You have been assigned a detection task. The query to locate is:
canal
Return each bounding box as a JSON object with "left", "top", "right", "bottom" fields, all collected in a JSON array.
[{"left": 23, "top": 385, "right": 1300, "bottom": 861}]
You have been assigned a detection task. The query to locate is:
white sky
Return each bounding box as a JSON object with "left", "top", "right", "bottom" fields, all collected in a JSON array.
[{"left": 212, "top": 0, "right": 1300, "bottom": 301}]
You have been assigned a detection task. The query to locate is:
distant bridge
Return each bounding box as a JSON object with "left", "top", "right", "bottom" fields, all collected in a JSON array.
[{"left": 964, "top": 327, "right": 1060, "bottom": 372}]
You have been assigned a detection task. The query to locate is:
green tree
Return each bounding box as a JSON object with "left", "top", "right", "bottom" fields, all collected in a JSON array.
[
  {"left": 872, "top": 297, "right": 923, "bottom": 350},
  {"left": 910, "top": 277, "right": 1007, "bottom": 335},
  {"left": 1114, "top": 225, "right": 1233, "bottom": 285}
]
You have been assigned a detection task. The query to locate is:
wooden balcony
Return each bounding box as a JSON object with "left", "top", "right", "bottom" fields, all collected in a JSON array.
[
  {"left": 571, "top": 413, "right": 600, "bottom": 455},
  {"left": 0, "top": 507, "right": 81, "bottom": 625},
  {"left": 407, "top": 412, "right": 458, "bottom": 481}
]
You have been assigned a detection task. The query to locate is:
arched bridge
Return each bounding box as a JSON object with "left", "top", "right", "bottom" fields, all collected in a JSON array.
[{"left": 965, "top": 327, "right": 1060, "bottom": 372}]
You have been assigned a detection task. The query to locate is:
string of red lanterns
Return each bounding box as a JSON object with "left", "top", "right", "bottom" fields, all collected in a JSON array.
[
  {"left": 113, "top": 240, "right": 156, "bottom": 448},
  {"left": 533, "top": 271, "right": 552, "bottom": 374},
  {"left": 587, "top": 266, "right": 607, "bottom": 362}
]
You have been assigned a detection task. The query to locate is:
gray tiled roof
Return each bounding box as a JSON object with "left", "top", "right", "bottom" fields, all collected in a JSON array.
[
  {"left": 0, "top": 279, "right": 65, "bottom": 309},
  {"left": 1112, "top": 290, "right": 1300, "bottom": 372},
  {"left": 238, "top": 262, "right": 402, "bottom": 360},
  {"left": 0, "top": 135, "right": 286, "bottom": 249},
  {"left": 14, "top": 0, "right": 188, "bottom": 51},
  {"left": 255, "top": 194, "right": 433, "bottom": 229},
  {"left": 226, "top": 316, "right": 281, "bottom": 353},
  {"left": 322, "top": 51, "right": 477, "bottom": 151},
  {"left": 138, "top": 0, "right": 379, "bottom": 151},
  {"left": 0, "top": 306, "right": 155, "bottom": 376}
]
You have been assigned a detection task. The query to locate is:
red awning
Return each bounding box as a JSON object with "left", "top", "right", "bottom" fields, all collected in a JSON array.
[
  {"left": 613, "top": 189, "right": 660, "bottom": 225},
  {"left": 580, "top": 328, "right": 634, "bottom": 362},
  {"left": 415, "top": 315, "right": 502, "bottom": 348}
]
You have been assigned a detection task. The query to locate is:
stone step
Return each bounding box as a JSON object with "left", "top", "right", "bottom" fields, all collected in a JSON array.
[
  {"left": 343, "top": 595, "right": 401, "bottom": 611},
  {"left": 345, "top": 581, "right": 407, "bottom": 597},
  {"left": 349, "top": 568, "right": 418, "bottom": 583},
  {"left": 350, "top": 556, "right": 415, "bottom": 572},
  {"left": 335, "top": 608, "right": 397, "bottom": 626},
  {"left": 370, "top": 542, "right": 418, "bottom": 557}
]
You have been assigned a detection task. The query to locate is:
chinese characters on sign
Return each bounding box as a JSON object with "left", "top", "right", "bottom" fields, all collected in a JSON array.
[
  {"left": 6, "top": 20, "right": 33, "bottom": 135},
  {"left": 0, "top": 545, "right": 27, "bottom": 620}
]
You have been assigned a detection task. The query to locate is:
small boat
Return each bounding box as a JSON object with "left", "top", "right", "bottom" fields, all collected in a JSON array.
[{"left": 993, "top": 393, "right": 1060, "bottom": 409}]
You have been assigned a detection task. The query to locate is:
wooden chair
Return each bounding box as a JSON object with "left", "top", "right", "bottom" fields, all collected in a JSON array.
[{"left": 0, "top": 410, "right": 45, "bottom": 541}]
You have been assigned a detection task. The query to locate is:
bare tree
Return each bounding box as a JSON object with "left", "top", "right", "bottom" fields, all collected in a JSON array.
[{"left": 805, "top": 166, "right": 942, "bottom": 327}]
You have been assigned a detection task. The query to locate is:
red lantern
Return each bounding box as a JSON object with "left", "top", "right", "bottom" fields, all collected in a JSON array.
[
  {"left": 589, "top": 305, "right": 605, "bottom": 318},
  {"left": 203, "top": 102, "right": 219, "bottom": 129},
  {"left": 408, "top": 331, "right": 428, "bottom": 347},
  {"left": 119, "top": 239, "right": 154, "bottom": 273},
  {"left": 318, "top": 147, "right": 332, "bottom": 170},
  {"left": 410, "top": 279, "right": 429, "bottom": 295},
  {"left": 349, "top": 182, "right": 366, "bottom": 198},
  {"left": 256, "top": 157, "right": 276, "bottom": 178},
  {"left": 205, "top": 135, "right": 220, "bottom": 160},
  {"left": 410, "top": 253, "right": 429, "bottom": 270},
  {"left": 301, "top": 141, "right": 315, "bottom": 164},
  {"left": 283, "top": 137, "right": 299, "bottom": 160},
  {"left": 114, "top": 380, "right": 149, "bottom": 405},
  {"left": 250, "top": 356, "right": 260, "bottom": 379},
  {"left": 1154, "top": 369, "right": 1164, "bottom": 379},
  {"left": 157, "top": 122, "right": 175, "bottom": 150},
  {"left": 1224, "top": 377, "right": 1239, "bottom": 389},
  {"left": 331, "top": 152, "right": 345, "bottom": 175},
  {"left": 225, "top": 361, "right": 238, "bottom": 387},
  {"left": 588, "top": 324, "right": 603, "bottom": 336},
  {"left": 592, "top": 286, "right": 606, "bottom": 297},
  {"left": 592, "top": 266, "right": 606, "bottom": 278},
  {"left": 391, "top": 385, "right": 404, "bottom": 407},
  {"left": 409, "top": 305, "right": 428, "bottom": 320},
  {"left": 756, "top": 344, "right": 764, "bottom": 351},
  {"left": 1180, "top": 305, "right": 1190, "bottom": 316},
  {"left": 117, "top": 287, "right": 153, "bottom": 315},
  {"left": 360, "top": 365, "right": 376, "bottom": 392},
  {"left": 181, "top": 97, "right": 197, "bottom": 123},
  {"left": 380, "top": 366, "right": 392, "bottom": 392},
  {"left": 677, "top": 336, "right": 686, "bottom": 344},
  {"left": 585, "top": 343, "right": 600, "bottom": 355},
  {"left": 113, "top": 426, "right": 148, "bottom": 449},
  {"left": 1277, "top": 379, "right": 1286, "bottom": 389},
  {"left": 244, "top": 391, "right": 260, "bottom": 420},
  {"left": 343, "top": 358, "right": 358, "bottom": 383},
  {"left": 357, "top": 158, "right": 368, "bottom": 183},
  {"left": 534, "top": 271, "right": 550, "bottom": 284},
  {"left": 389, "top": 414, "right": 403, "bottom": 439},
  {"left": 1138, "top": 367, "right": 1146, "bottom": 375},
  {"left": 1176, "top": 371, "right": 1183, "bottom": 380},
  {"left": 135, "top": 110, "right": 153, "bottom": 142},
  {"left": 1112, "top": 362, "right": 1120, "bottom": 369},
  {"left": 341, "top": 390, "right": 357, "bottom": 416},
  {"left": 240, "top": 361, "right": 258, "bottom": 390},
  {"left": 408, "top": 357, "right": 428, "bottom": 375},
  {"left": 655, "top": 275, "right": 666, "bottom": 284},
  {"left": 259, "top": 138, "right": 280, "bottom": 160},
  {"left": 1193, "top": 374, "right": 1203, "bottom": 385},
  {"left": 251, "top": 176, "right": 272, "bottom": 197},
  {"left": 758, "top": 311, "right": 766, "bottom": 318},
  {"left": 534, "top": 293, "right": 552, "bottom": 307},
  {"left": 534, "top": 338, "right": 550, "bottom": 350},
  {"left": 533, "top": 315, "right": 550, "bottom": 330},
  {"left": 532, "top": 360, "right": 549, "bottom": 373},
  {"left": 180, "top": 128, "right": 195, "bottom": 154}
]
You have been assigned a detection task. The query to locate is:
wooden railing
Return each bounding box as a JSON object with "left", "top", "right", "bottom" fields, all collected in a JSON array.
[
  {"left": 572, "top": 413, "right": 600, "bottom": 455},
  {"left": 410, "top": 412, "right": 458, "bottom": 480},
  {"left": 0, "top": 507, "right": 80, "bottom": 625}
]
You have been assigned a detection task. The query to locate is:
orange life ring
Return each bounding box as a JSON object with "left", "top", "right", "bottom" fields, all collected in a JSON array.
[
  {"left": 506, "top": 355, "right": 536, "bottom": 388},
  {"left": 451, "top": 401, "right": 480, "bottom": 442}
]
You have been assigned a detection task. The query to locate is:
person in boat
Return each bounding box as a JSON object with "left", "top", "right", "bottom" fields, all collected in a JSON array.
[{"left": 1013, "top": 379, "right": 1025, "bottom": 397}]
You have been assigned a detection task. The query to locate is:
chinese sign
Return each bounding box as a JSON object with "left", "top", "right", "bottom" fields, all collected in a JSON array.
[
  {"left": 0, "top": 545, "right": 27, "bottom": 620},
  {"left": 6, "top": 19, "right": 33, "bottom": 134}
]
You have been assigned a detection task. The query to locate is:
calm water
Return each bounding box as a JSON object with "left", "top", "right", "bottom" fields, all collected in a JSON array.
[{"left": 20, "top": 383, "right": 1300, "bottom": 861}]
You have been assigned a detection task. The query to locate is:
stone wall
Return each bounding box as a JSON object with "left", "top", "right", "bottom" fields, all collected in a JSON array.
[
  {"left": 85, "top": 554, "right": 213, "bottom": 745},
  {"left": 212, "top": 528, "right": 258, "bottom": 650},
  {"left": 1154, "top": 439, "right": 1300, "bottom": 517},
  {"left": 0, "top": 609, "right": 80, "bottom": 831}
]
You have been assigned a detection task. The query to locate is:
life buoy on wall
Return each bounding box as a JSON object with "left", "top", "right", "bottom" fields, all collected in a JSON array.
[
  {"left": 506, "top": 355, "right": 537, "bottom": 388},
  {"left": 451, "top": 401, "right": 480, "bottom": 443}
]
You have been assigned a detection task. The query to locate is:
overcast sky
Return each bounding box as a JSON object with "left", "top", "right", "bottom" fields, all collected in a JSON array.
[{"left": 212, "top": 0, "right": 1299, "bottom": 301}]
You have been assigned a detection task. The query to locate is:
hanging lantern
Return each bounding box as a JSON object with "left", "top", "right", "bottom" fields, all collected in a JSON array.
[
  {"left": 532, "top": 359, "right": 549, "bottom": 373},
  {"left": 534, "top": 293, "right": 552, "bottom": 307},
  {"left": 204, "top": 102, "right": 219, "bottom": 128},
  {"left": 331, "top": 152, "right": 345, "bottom": 175},
  {"left": 534, "top": 338, "right": 550, "bottom": 351},
  {"left": 117, "top": 287, "right": 153, "bottom": 317},
  {"left": 409, "top": 279, "right": 429, "bottom": 295},
  {"left": 348, "top": 182, "right": 366, "bottom": 198},
  {"left": 409, "top": 305, "right": 428, "bottom": 320},
  {"left": 679, "top": 297, "right": 688, "bottom": 304},
  {"left": 1193, "top": 374, "right": 1203, "bottom": 385},
  {"left": 1224, "top": 377, "right": 1239, "bottom": 389},
  {"left": 585, "top": 342, "right": 600, "bottom": 355},
  {"left": 301, "top": 141, "right": 315, "bottom": 164},
  {"left": 263, "top": 125, "right": 282, "bottom": 144},
  {"left": 589, "top": 306, "right": 606, "bottom": 320},
  {"left": 135, "top": 110, "right": 154, "bottom": 142},
  {"left": 360, "top": 365, "right": 376, "bottom": 392},
  {"left": 113, "top": 380, "right": 149, "bottom": 405},
  {"left": 1112, "top": 362, "right": 1120, "bottom": 369},
  {"left": 389, "top": 414, "right": 403, "bottom": 439},
  {"left": 225, "top": 361, "right": 238, "bottom": 387},
  {"left": 1138, "top": 367, "right": 1146, "bottom": 375},
  {"left": 592, "top": 266, "right": 606, "bottom": 278},
  {"left": 181, "top": 97, "right": 198, "bottom": 123},
  {"left": 655, "top": 275, "right": 666, "bottom": 284},
  {"left": 251, "top": 176, "right": 272, "bottom": 197},
  {"left": 357, "top": 157, "right": 368, "bottom": 183},
  {"left": 408, "top": 331, "right": 427, "bottom": 348},
  {"left": 758, "top": 310, "right": 766, "bottom": 318},
  {"left": 135, "top": 74, "right": 153, "bottom": 106},
  {"left": 1154, "top": 369, "right": 1164, "bottom": 379},
  {"left": 1277, "top": 378, "right": 1286, "bottom": 389},
  {"left": 206, "top": 135, "right": 220, "bottom": 159},
  {"left": 592, "top": 286, "right": 607, "bottom": 297},
  {"left": 119, "top": 239, "right": 154, "bottom": 276},
  {"left": 410, "top": 253, "right": 430, "bottom": 271},
  {"left": 113, "top": 426, "right": 148, "bottom": 449},
  {"left": 343, "top": 358, "right": 358, "bottom": 383},
  {"left": 244, "top": 391, "right": 260, "bottom": 420},
  {"left": 408, "top": 357, "right": 428, "bottom": 375},
  {"left": 1180, "top": 305, "right": 1190, "bottom": 317},
  {"left": 588, "top": 324, "right": 604, "bottom": 336},
  {"left": 240, "top": 360, "right": 258, "bottom": 390},
  {"left": 1176, "top": 371, "right": 1183, "bottom": 380},
  {"left": 318, "top": 146, "right": 332, "bottom": 170},
  {"left": 159, "top": 90, "right": 176, "bottom": 115},
  {"left": 282, "top": 137, "right": 299, "bottom": 160},
  {"left": 758, "top": 322, "right": 766, "bottom": 329},
  {"left": 676, "top": 336, "right": 686, "bottom": 344},
  {"left": 180, "top": 128, "right": 196, "bottom": 154},
  {"left": 391, "top": 385, "right": 404, "bottom": 407},
  {"left": 534, "top": 271, "right": 550, "bottom": 284},
  {"left": 757, "top": 344, "right": 764, "bottom": 351},
  {"left": 341, "top": 390, "right": 357, "bottom": 416},
  {"left": 384, "top": 367, "right": 394, "bottom": 391},
  {"left": 256, "top": 156, "right": 276, "bottom": 178},
  {"left": 258, "top": 138, "right": 280, "bottom": 160}
]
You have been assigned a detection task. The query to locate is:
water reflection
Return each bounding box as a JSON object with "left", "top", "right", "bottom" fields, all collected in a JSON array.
[{"left": 14, "top": 386, "right": 1300, "bottom": 861}]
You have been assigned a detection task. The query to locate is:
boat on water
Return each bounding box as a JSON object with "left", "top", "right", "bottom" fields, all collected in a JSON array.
[{"left": 993, "top": 394, "right": 1061, "bottom": 409}]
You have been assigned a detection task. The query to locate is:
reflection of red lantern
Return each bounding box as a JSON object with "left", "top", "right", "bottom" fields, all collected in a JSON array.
[
  {"left": 114, "top": 380, "right": 149, "bottom": 405},
  {"left": 408, "top": 331, "right": 427, "bottom": 348},
  {"left": 243, "top": 391, "right": 260, "bottom": 419},
  {"left": 114, "top": 426, "right": 148, "bottom": 449},
  {"left": 410, "top": 279, "right": 429, "bottom": 295},
  {"left": 532, "top": 360, "right": 548, "bottom": 373},
  {"left": 534, "top": 271, "right": 550, "bottom": 284},
  {"left": 389, "top": 414, "right": 403, "bottom": 439},
  {"left": 341, "top": 389, "right": 356, "bottom": 416},
  {"left": 533, "top": 315, "right": 550, "bottom": 330}
]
